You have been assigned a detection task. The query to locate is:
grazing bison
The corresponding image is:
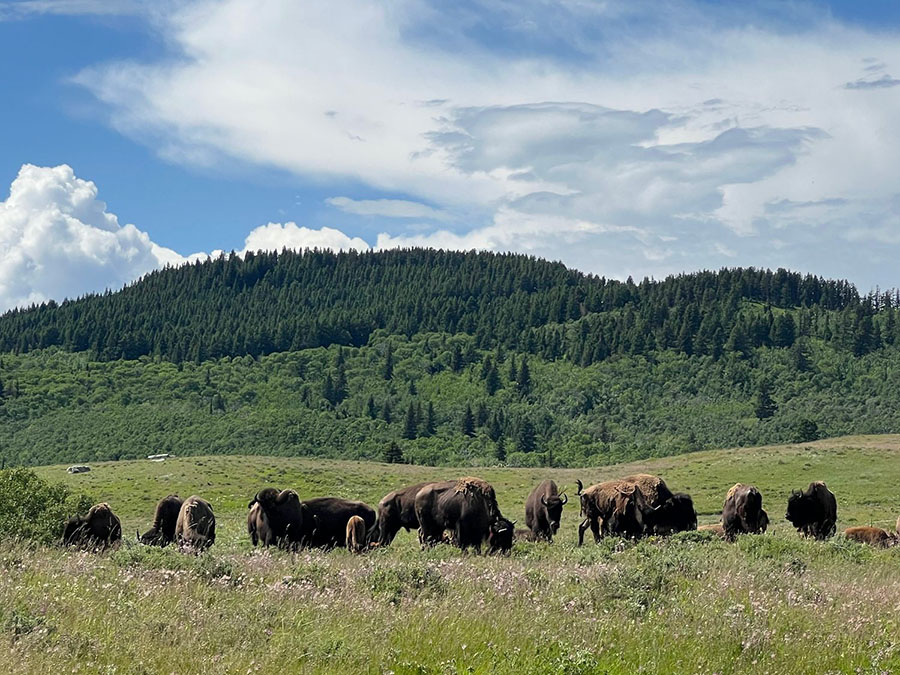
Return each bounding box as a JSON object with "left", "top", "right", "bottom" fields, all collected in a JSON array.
[
  {"left": 138, "top": 494, "right": 183, "bottom": 546},
  {"left": 346, "top": 515, "right": 367, "bottom": 553},
  {"left": 698, "top": 523, "right": 726, "bottom": 538},
  {"left": 786, "top": 481, "right": 837, "bottom": 540},
  {"left": 844, "top": 526, "right": 896, "bottom": 548},
  {"left": 575, "top": 478, "right": 649, "bottom": 544},
  {"left": 416, "top": 477, "right": 504, "bottom": 553},
  {"left": 722, "top": 484, "right": 768, "bottom": 541},
  {"left": 373, "top": 481, "right": 447, "bottom": 546},
  {"left": 644, "top": 492, "right": 697, "bottom": 535},
  {"left": 175, "top": 496, "right": 216, "bottom": 550},
  {"left": 247, "top": 488, "right": 306, "bottom": 549},
  {"left": 524, "top": 479, "right": 567, "bottom": 542},
  {"left": 488, "top": 517, "right": 515, "bottom": 555},
  {"left": 62, "top": 503, "right": 122, "bottom": 550},
  {"left": 301, "top": 497, "right": 376, "bottom": 549}
]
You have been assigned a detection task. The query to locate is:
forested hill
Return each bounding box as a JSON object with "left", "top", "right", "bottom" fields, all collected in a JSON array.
[{"left": 0, "top": 248, "right": 885, "bottom": 363}]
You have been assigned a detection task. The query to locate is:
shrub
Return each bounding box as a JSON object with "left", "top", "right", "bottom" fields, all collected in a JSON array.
[{"left": 0, "top": 468, "right": 93, "bottom": 545}]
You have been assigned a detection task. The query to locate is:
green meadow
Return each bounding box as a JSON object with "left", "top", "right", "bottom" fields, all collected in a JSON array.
[{"left": 2, "top": 435, "right": 900, "bottom": 673}]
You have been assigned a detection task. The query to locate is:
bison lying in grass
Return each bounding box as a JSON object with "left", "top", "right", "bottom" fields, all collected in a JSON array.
[{"left": 843, "top": 526, "right": 896, "bottom": 548}]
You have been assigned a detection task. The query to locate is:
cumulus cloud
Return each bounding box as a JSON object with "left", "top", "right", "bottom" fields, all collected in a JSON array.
[
  {"left": 0, "top": 164, "right": 194, "bottom": 312},
  {"left": 60, "top": 0, "right": 900, "bottom": 288},
  {"left": 241, "top": 222, "right": 370, "bottom": 253}
]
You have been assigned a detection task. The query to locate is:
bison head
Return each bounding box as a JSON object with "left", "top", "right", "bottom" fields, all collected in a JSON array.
[
  {"left": 785, "top": 489, "right": 810, "bottom": 526},
  {"left": 540, "top": 492, "right": 567, "bottom": 534}
]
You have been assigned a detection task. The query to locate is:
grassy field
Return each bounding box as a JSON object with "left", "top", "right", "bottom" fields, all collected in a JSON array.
[{"left": 2, "top": 435, "right": 900, "bottom": 673}]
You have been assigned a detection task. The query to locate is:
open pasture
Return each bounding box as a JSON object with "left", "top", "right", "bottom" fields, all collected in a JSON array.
[{"left": 1, "top": 435, "right": 899, "bottom": 673}]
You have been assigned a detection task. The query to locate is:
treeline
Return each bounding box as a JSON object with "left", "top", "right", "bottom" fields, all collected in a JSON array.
[
  {"left": 0, "top": 249, "right": 886, "bottom": 364},
  {"left": 3, "top": 332, "right": 900, "bottom": 468}
]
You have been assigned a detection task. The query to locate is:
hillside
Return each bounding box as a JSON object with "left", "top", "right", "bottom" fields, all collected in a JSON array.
[
  {"left": 2, "top": 250, "right": 900, "bottom": 468},
  {"left": 4, "top": 437, "right": 900, "bottom": 674}
]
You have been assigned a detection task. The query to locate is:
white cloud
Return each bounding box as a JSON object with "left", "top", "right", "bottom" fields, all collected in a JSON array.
[
  {"left": 241, "top": 222, "right": 370, "bottom": 254},
  {"left": 326, "top": 196, "right": 450, "bottom": 221},
  {"left": 65, "top": 0, "right": 900, "bottom": 288},
  {"left": 0, "top": 164, "right": 194, "bottom": 312}
]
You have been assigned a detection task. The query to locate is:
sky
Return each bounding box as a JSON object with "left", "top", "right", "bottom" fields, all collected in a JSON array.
[{"left": 2, "top": 0, "right": 900, "bottom": 312}]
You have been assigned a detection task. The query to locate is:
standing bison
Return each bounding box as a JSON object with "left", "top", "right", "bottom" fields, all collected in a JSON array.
[
  {"left": 63, "top": 503, "right": 122, "bottom": 550},
  {"left": 644, "top": 492, "right": 697, "bottom": 535},
  {"left": 524, "top": 479, "right": 567, "bottom": 542},
  {"left": 575, "top": 478, "right": 648, "bottom": 543},
  {"left": 373, "top": 481, "right": 446, "bottom": 546},
  {"left": 247, "top": 488, "right": 306, "bottom": 549},
  {"left": 175, "top": 496, "right": 216, "bottom": 550},
  {"left": 346, "top": 515, "right": 367, "bottom": 553},
  {"left": 138, "top": 494, "right": 183, "bottom": 546},
  {"left": 415, "top": 477, "right": 506, "bottom": 553},
  {"left": 301, "top": 497, "right": 376, "bottom": 549},
  {"left": 785, "top": 481, "right": 837, "bottom": 540},
  {"left": 722, "top": 484, "right": 768, "bottom": 541}
]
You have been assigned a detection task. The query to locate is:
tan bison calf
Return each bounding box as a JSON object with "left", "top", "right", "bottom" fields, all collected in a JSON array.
[
  {"left": 697, "top": 523, "right": 726, "bottom": 538},
  {"left": 843, "top": 526, "right": 896, "bottom": 548},
  {"left": 346, "top": 515, "right": 366, "bottom": 553}
]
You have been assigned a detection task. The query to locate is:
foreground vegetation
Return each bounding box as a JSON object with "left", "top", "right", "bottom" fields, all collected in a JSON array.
[{"left": 0, "top": 436, "right": 898, "bottom": 673}]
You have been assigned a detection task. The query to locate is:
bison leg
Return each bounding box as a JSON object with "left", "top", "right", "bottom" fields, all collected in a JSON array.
[
  {"left": 590, "top": 517, "right": 602, "bottom": 543},
  {"left": 578, "top": 517, "right": 590, "bottom": 546}
]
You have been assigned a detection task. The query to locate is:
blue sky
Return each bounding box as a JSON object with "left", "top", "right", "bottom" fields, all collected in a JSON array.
[{"left": 1, "top": 0, "right": 900, "bottom": 311}]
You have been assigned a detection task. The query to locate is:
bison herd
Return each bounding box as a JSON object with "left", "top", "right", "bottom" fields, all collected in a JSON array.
[{"left": 60, "top": 473, "right": 900, "bottom": 553}]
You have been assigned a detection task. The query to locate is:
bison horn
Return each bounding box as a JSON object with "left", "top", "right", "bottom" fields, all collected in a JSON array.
[
  {"left": 541, "top": 495, "right": 548, "bottom": 506},
  {"left": 575, "top": 479, "right": 583, "bottom": 495},
  {"left": 560, "top": 493, "right": 568, "bottom": 506}
]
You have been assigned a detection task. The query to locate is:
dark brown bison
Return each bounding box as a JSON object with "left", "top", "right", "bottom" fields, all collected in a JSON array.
[
  {"left": 138, "top": 494, "right": 183, "bottom": 546},
  {"left": 785, "top": 481, "right": 837, "bottom": 540},
  {"left": 644, "top": 492, "right": 697, "bottom": 535},
  {"left": 575, "top": 478, "right": 649, "bottom": 544},
  {"left": 524, "top": 479, "right": 567, "bottom": 542},
  {"left": 62, "top": 503, "right": 122, "bottom": 550},
  {"left": 844, "top": 526, "right": 896, "bottom": 548},
  {"left": 301, "top": 497, "right": 376, "bottom": 549},
  {"left": 247, "top": 488, "right": 306, "bottom": 549},
  {"left": 488, "top": 517, "right": 515, "bottom": 554},
  {"left": 346, "top": 515, "right": 366, "bottom": 553},
  {"left": 175, "top": 496, "right": 216, "bottom": 550},
  {"left": 415, "top": 477, "right": 505, "bottom": 553},
  {"left": 722, "top": 484, "right": 768, "bottom": 541},
  {"left": 373, "top": 481, "right": 446, "bottom": 546}
]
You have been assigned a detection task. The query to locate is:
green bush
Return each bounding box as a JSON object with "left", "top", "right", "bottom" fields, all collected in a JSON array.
[{"left": 0, "top": 468, "right": 93, "bottom": 545}]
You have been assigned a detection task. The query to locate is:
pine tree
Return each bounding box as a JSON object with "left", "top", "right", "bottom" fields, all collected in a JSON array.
[
  {"left": 322, "top": 373, "right": 335, "bottom": 407},
  {"left": 366, "top": 395, "right": 377, "bottom": 419},
  {"left": 754, "top": 379, "right": 777, "bottom": 420},
  {"left": 383, "top": 441, "right": 404, "bottom": 464},
  {"left": 475, "top": 401, "right": 488, "bottom": 427},
  {"left": 423, "top": 401, "right": 436, "bottom": 436},
  {"left": 485, "top": 362, "right": 500, "bottom": 396},
  {"left": 507, "top": 354, "right": 517, "bottom": 382},
  {"left": 382, "top": 342, "right": 394, "bottom": 380},
  {"left": 403, "top": 402, "right": 418, "bottom": 440},
  {"left": 517, "top": 419, "right": 536, "bottom": 453},
  {"left": 495, "top": 436, "right": 506, "bottom": 463},
  {"left": 462, "top": 404, "right": 475, "bottom": 437},
  {"left": 381, "top": 400, "right": 392, "bottom": 424},
  {"left": 451, "top": 343, "right": 464, "bottom": 373},
  {"left": 516, "top": 356, "right": 531, "bottom": 395}
]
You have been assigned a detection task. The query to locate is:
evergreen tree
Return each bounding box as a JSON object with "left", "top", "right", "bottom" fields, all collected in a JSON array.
[
  {"left": 366, "top": 394, "right": 377, "bottom": 419},
  {"left": 423, "top": 401, "right": 436, "bottom": 437},
  {"left": 382, "top": 342, "right": 394, "bottom": 380},
  {"left": 383, "top": 441, "right": 404, "bottom": 464},
  {"left": 485, "top": 362, "right": 501, "bottom": 396},
  {"left": 322, "top": 373, "right": 336, "bottom": 407},
  {"left": 488, "top": 412, "right": 502, "bottom": 442},
  {"left": 403, "top": 402, "right": 418, "bottom": 440},
  {"left": 451, "top": 343, "right": 464, "bottom": 373},
  {"left": 475, "top": 401, "right": 488, "bottom": 427},
  {"left": 517, "top": 419, "right": 536, "bottom": 453},
  {"left": 516, "top": 356, "right": 532, "bottom": 395},
  {"left": 462, "top": 404, "right": 475, "bottom": 437},
  {"left": 754, "top": 379, "right": 777, "bottom": 420},
  {"left": 790, "top": 417, "right": 819, "bottom": 443},
  {"left": 772, "top": 313, "right": 797, "bottom": 348},
  {"left": 381, "top": 400, "right": 392, "bottom": 424},
  {"left": 507, "top": 354, "right": 517, "bottom": 382},
  {"left": 495, "top": 436, "right": 506, "bottom": 463}
]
